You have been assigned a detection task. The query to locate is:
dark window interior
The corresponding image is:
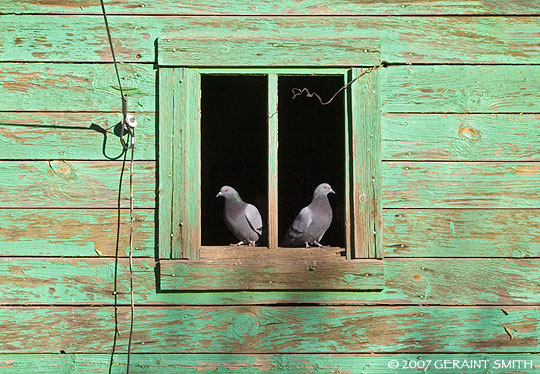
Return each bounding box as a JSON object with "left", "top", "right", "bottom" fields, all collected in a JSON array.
[
  {"left": 201, "top": 75, "right": 268, "bottom": 246},
  {"left": 201, "top": 74, "right": 345, "bottom": 248},
  {"left": 278, "top": 75, "right": 345, "bottom": 248}
]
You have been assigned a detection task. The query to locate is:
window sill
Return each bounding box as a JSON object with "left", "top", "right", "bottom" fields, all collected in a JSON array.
[{"left": 158, "top": 247, "right": 384, "bottom": 292}]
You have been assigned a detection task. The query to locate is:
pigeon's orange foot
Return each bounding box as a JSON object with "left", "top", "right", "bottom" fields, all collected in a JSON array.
[
  {"left": 304, "top": 242, "right": 311, "bottom": 248},
  {"left": 313, "top": 241, "right": 324, "bottom": 248}
]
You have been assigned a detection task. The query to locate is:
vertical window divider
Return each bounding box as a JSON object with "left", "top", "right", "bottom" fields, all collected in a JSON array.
[{"left": 267, "top": 73, "right": 279, "bottom": 249}]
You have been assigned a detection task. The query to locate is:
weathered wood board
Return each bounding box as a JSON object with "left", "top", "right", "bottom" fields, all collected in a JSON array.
[
  {"left": 0, "top": 209, "right": 155, "bottom": 257},
  {"left": 381, "top": 65, "right": 540, "bottom": 113},
  {"left": 382, "top": 114, "right": 540, "bottom": 161},
  {"left": 3, "top": 64, "right": 540, "bottom": 113},
  {"left": 0, "top": 353, "right": 538, "bottom": 373},
  {"left": 384, "top": 209, "right": 540, "bottom": 258},
  {"left": 1, "top": 258, "right": 539, "bottom": 305},
  {"left": 0, "top": 112, "right": 156, "bottom": 160},
  {"left": 2, "top": 0, "right": 540, "bottom": 15},
  {"left": 383, "top": 162, "right": 540, "bottom": 208},
  {"left": 0, "top": 306, "right": 538, "bottom": 353},
  {"left": 0, "top": 161, "right": 155, "bottom": 208},
  {"left": 159, "top": 258, "right": 383, "bottom": 291},
  {"left": 1, "top": 16, "right": 540, "bottom": 64},
  {"left": 0, "top": 63, "right": 155, "bottom": 112}
]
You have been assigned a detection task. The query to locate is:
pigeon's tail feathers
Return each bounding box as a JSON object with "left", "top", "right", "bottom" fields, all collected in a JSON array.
[{"left": 281, "top": 207, "right": 312, "bottom": 247}]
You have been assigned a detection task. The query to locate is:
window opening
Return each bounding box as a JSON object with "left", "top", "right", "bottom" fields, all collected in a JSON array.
[
  {"left": 201, "top": 75, "right": 268, "bottom": 246},
  {"left": 278, "top": 75, "right": 346, "bottom": 248}
]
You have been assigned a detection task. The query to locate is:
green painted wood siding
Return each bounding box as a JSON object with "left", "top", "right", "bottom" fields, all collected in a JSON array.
[{"left": 0, "top": 1, "right": 539, "bottom": 371}]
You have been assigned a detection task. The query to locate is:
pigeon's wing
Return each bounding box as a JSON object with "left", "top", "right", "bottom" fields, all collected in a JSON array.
[
  {"left": 244, "top": 203, "right": 263, "bottom": 236},
  {"left": 282, "top": 206, "right": 312, "bottom": 245}
]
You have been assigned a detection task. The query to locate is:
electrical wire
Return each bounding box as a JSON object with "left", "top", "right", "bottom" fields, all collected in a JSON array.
[
  {"left": 99, "top": 0, "right": 135, "bottom": 372},
  {"left": 291, "top": 66, "right": 379, "bottom": 105}
]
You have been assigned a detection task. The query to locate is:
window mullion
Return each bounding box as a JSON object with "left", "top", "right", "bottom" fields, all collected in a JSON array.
[{"left": 267, "top": 73, "right": 279, "bottom": 249}]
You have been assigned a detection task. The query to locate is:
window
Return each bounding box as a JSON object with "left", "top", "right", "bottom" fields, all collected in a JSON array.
[{"left": 157, "top": 38, "right": 383, "bottom": 291}]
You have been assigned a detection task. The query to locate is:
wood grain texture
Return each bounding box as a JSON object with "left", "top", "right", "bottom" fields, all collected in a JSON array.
[
  {"left": 0, "top": 112, "right": 156, "bottom": 160},
  {"left": 382, "top": 114, "right": 540, "bottom": 161},
  {"left": 170, "top": 68, "right": 201, "bottom": 260},
  {"left": 0, "top": 63, "right": 155, "bottom": 111},
  {"left": 158, "top": 37, "right": 380, "bottom": 66},
  {"left": 267, "top": 73, "right": 279, "bottom": 249},
  {"left": 0, "top": 306, "right": 538, "bottom": 353},
  {"left": 350, "top": 67, "right": 382, "bottom": 259},
  {"left": 2, "top": 65, "right": 539, "bottom": 115},
  {"left": 0, "top": 161, "right": 155, "bottom": 208},
  {"left": 383, "top": 162, "right": 540, "bottom": 208},
  {"left": 2, "top": 0, "right": 540, "bottom": 15},
  {"left": 0, "top": 209, "right": 155, "bottom": 257},
  {"left": 384, "top": 209, "right": 540, "bottom": 257},
  {"left": 157, "top": 68, "right": 174, "bottom": 259},
  {"left": 381, "top": 65, "right": 540, "bottom": 113},
  {"left": 159, "top": 259, "right": 383, "bottom": 291},
  {"left": 2, "top": 258, "right": 539, "bottom": 305},
  {"left": 1, "top": 16, "right": 540, "bottom": 64},
  {"left": 0, "top": 353, "right": 538, "bottom": 373}
]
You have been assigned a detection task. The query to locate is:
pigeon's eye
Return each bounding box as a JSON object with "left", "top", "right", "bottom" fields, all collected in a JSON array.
[
  {"left": 323, "top": 186, "right": 327, "bottom": 189},
  {"left": 225, "top": 189, "right": 229, "bottom": 193}
]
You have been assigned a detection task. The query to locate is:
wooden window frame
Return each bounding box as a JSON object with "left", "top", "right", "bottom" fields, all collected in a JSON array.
[{"left": 157, "top": 39, "right": 383, "bottom": 291}]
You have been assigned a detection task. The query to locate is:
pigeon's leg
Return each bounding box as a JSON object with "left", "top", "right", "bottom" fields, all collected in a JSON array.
[
  {"left": 248, "top": 241, "right": 256, "bottom": 247},
  {"left": 304, "top": 242, "right": 311, "bottom": 248},
  {"left": 312, "top": 241, "right": 324, "bottom": 248},
  {"left": 231, "top": 241, "right": 247, "bottom": 246}
]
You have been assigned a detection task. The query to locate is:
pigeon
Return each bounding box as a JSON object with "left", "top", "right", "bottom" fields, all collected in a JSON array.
[
  {"left": 216, "top": 186, "right": 263, "bottom": 246},
  {"left": 282, "top": 183, "right": 335, "bottom": 248}
]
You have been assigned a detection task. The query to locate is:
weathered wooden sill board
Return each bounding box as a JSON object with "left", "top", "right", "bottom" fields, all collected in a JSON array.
[{"left": 159, "top": 247, "right": 383, "bottom": 291}]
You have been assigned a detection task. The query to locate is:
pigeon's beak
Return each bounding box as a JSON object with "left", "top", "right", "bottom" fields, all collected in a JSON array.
[
  {"left": 329, "top": 189, "right": 336, "bottom": 194},
  {"left": 216, "top": 192, "right": 223, "bottom": 198}
]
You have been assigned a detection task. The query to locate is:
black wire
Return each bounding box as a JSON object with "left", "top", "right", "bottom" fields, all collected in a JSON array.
[
  {"left": 291, "top": 66, "right": 379, "bottom": 105},
  {"left": 99, "top": 0, "right": 124, "bottom": 99},
  {"left": 100, "top": 0, "right": 134, "bottom": 372}
]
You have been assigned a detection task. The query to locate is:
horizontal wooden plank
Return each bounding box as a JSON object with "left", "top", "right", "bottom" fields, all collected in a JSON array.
[
  {"left": 158, "top": 37, "right": 380, "bottom": 66},
  {"left": 381, "top": 65, "right": 540, "bottom": 113},
  {"left": 383, "top": 209, "right": 540, "bottom": 257},
  {"left": 159, "top": 258, "right": 383, "bottom": 291},
  {"left": 0, "top": 63, "right": 155, "bottom": 111},
  {"left": 382, "top": 114, "right": 540, "bottom": 161},
  {"left": 199, "top": 246, "right": 346, "bottom": 260},
  {"left": 0, "top": 112, "right": 156, "bottom": 160},
  {"left": 1, "top": 353, "right": 539, "bottom": 373},
  {"left": 3, "top": 0, "right": 540, "bottom": 15},
  {"left": 0, "top": 161, "right": 155, "bottom": 208},
  {"left": 2, "top": 258, "right": 539, "bottom": 305},
  {"left": 383, "top": 162, "right": 540, "bottom": 208},
  {"left": 2, "top": 65, "right": 540, "bottom": 114},
  {"left": 2, "top": 0, "right": 540, "bottom": 15},
  {"left": 0, "top": 306, "right": 538, "bottom": 353},
  {"left": 0, "top": 209, "right": 154, "bottom": 257},
  {"left": 1, "top": 16, "right": 540, "bottom": 64}
]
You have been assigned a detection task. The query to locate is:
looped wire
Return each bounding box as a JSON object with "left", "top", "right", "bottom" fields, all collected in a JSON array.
[{"left": 292, "top": 66, "right": 379, "bottom": 105}]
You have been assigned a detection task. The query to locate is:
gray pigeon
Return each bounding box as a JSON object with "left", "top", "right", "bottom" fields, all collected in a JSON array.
[
  {"left": 216, "top": 186, "right": 263, "bottom": 246},
  {"left": 282, "top": 183, "right": 335, "bottom": 248}
]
